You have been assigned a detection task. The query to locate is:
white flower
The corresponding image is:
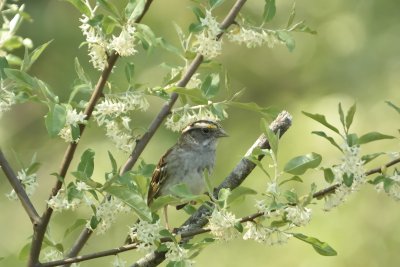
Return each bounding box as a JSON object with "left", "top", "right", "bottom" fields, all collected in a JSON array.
[
  {"left": 200, "top": 10, "right": 220, "bottom": 37},
  {"left": 243, "top": 222, "right": 269, "bottom": 243},
  {"left": 76, "top": 181, "right": 90, "bottom": 191},
  {"left": 324, "top": 143, "right": 365, "bottom": 211},
  {"left": 110, "top": 22, "right": 137, "bottom": 57},
  {"left": 104, "top": 120, "right": 135, "bottom": 153},
  {"left": 193, "top": 31, "right": 222, "bottom": 59},
  {"left": 165, "top": 242, "right": 194, "bottom": 267},
  {"left": 6, "top": 169, "right": 38, "bottom": 201},
  {"left": 264, "top": 228, "right": 292, "bottom": 245},
  {"left": 376, "top": 172, "right": 400, "bottom": 201},
  {"left": 47, "top": 190, "right": 81, "bottom": 212},
  {"left": 42, "top": 248, "right": 63, "bottom": 262},
  {"left": 0, "top": 85, "right": 16, "bottom": 117},
  {"left": 285, "top": 206, "right": 312, "bottom": 226},
  {"left": 208, "top": 208, "right": 239, "bottom": 241},
  {"left": 129, "top": 220, "right": 162, "bottom": 253},
  {"left": 92, "top": 197, "right": 131, "bottom": 235},
  {"left": 80, "top": 15, "right": 109, "bottom": 70},
  {"left": 58, "top": 107, "right": 86, "bottom": 143},
  {"left": 266, "top": 181, "right": 279, "bottom": 195}
]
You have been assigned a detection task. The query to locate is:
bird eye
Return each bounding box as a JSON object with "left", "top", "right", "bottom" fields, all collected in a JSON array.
[{"left": 202, "top": 128, "right": 210, "bottom": 134}]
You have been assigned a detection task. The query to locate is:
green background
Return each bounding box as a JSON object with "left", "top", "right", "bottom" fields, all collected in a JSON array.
[{"left": 0, "top": 0, "right": 399, "bottom": 266}]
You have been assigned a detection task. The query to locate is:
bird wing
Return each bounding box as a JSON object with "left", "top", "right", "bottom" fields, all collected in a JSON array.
[{"left": 147, "top": 147, "right": 172, "bottom": 205}]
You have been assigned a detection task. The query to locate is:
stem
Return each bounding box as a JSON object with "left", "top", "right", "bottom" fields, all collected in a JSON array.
[
  {"left": 0, "top": 149, "right": 40, "bottom": 224},
  {"left": 313, "top": 156, "right": 400, "bottom": 199}
]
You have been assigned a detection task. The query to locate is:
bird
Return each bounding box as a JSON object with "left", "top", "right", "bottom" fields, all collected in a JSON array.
[{"left": 147, "top": 119, "right": 228, "bottom": 228}]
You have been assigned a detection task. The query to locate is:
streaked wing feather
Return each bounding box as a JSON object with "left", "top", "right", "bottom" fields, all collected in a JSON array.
[{"left": 147, "top": 148, "right": 173, "bottom": 205}]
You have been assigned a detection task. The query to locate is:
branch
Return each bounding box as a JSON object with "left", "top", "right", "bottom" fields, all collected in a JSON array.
[
  {"left": 61, "top": 0, "right": 154, "bottom": 262},
  {"left": 131, "top": 110, "right": 293, "bottom": 267},
  {"left": 313, "top": 156, "right": 400, "bottom": 199},
  {"left": 0, "top": 149, "right": 40, "bottom": 224}
]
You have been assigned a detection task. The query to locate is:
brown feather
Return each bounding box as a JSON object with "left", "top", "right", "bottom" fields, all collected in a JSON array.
[{"left": 147, "top": 147, "right": 173, "bottom": 205}]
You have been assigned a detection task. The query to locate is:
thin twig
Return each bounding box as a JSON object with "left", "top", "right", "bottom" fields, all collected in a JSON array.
[
  {"left": 313, "top": 156, "right": 400, "bottom": 199},
  {"left": 0, "top": 149, "right": 40, "bottom": 224}
]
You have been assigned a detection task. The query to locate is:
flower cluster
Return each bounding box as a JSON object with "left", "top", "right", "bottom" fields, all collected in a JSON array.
[
  {"left": 93, "top": 91, "right": 149, "bottom": 152},
  {"left": 80, "top": 14, "right": 109, "bottom": 70},
  {"left": 324, "top": 143, "right": 365, "bottom": 211},
  {"left": 227, "top": 27, "right": 280, "bottom": 49},
  {"left": 58, "top": 107, "right": 87, "bottom": 143},
  {"left": 0, "top": 85, "right": 16, "bottom": 117},
  {"left": 6, "top": 169, "right": 38, "bottom": 201},
  {"left": 89, "top": 197, "right": 131, "bottom": 235},
  {"left": 285, "top": 206, "right": 312, "bottom": 226},
  {"left": 165, "top": 104, "right": 224, "bottom": 132},
  {"left": 243, "top": 222, "right": 292, "bottom": 245},
  {"left": 47, "top": 189, "right": 81, "bottom": 212},
  {"left": 165, "top": 242, "right": 194, "bottom": 267},
  {"left": 376, "top": 172, "right": 400, "bottom": 201},
  {"left": 110, "top": 21, "right": 137, "bottom": 57},
  {"left": 208, "top": 208, "right": 239, "bottom": 241},
  {"left": 80, "top": 5, "right": 138, "bottom": 70},
  {"left": 128, "top": 220, "right": 162, "bottom": 253},
  {"left": 193, "top": 10, "right": 222, "bottom": 59}
]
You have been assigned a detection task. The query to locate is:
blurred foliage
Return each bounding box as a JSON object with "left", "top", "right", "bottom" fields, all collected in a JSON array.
[{"left": 0, "top": 0, "right": 399, "bottom": 266}]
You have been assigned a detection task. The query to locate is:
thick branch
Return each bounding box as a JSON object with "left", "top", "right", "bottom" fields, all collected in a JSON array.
[{"left": 0, "top": 149, "right": 40, "bottom": 224}]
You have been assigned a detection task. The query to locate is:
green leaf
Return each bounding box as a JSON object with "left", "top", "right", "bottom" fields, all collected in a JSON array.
[
  {"left": 209, "top": 0, "right": 225, "bottom": 9},
  {"left": 0, "top": 57, "right": 9, "bottom": 79},
  {"left": 323, "top": 168, "right": 335, "bottom": 183},
  {"left": 169, "top": 183, "right": 209, "bottom": 203},
  {"left": 64, "top": 219, "right": 86, "bottom": 238},
  {"left": 77, "top": 149, "right": 95, "bottom": 178},
  {"left": 312, "top": 131, "right": 342, "bottom": 151},
  {"left": 358, "top": 132, "right": 395, "bottom": 145},
  {"left": 277, "top": 30, "right": 295, "bottom": 52},
  {"left": 293, "top": 233, "right": 337, "bottom": 256},
  {"left": 279, "top": 175, "right": 303, "bottom": 186},
  {"left": 346, "top": 133, "right": 358, "bottom": 147},
  {"left": 345, "top": 103, "right": 357, "bottom": 131},
  {"left": 108, "top": 151, "right": 118, "bottom": 174},
  {"left": 165, "top": 87, "right": 207, "bottom": 104},
  {"left": 286, "top": 2, "right": 296, "bottom": 27},
  {"left": 228, "top": 102, "right": 277, "bottom": 119},
  {"left": 97, "top": 0, "right": 120, "bottom": 18},
  {"left": 201, "top": 73, "right": 220, "bottom": 99},
  {"left": 74, "top": 57, "right": 91, "bottom": 84},
  {"left": 125, "top": 62, "right": 135, "bottom": 84},
  {"left": 191, "top": 6, "right": 205, "bottom": 21},
  {"left": 104, "top": 185, "right": 152, "bottom": 222},
  {"left": 127, "top": 0, "right": 146, "bottom": 21},
  {"left": 19, "top": 242, "right": 31, "bottom": 260},
  {"left": 263, "top": 0, "right": 276, "bottom": 22},
  {"left": 150, "top": 195, "right": 181, "bottom": 211},
  {"left": 45, "top": 103, "right": 66, "bottom": 137},
  {"left": 303, "top": 111, "right": 340, "bottom": 134},
  {"left": 64, "top": 0, "right": 91, "bottom": 17},
  {"left": 338, "top": 103, "right": 345, "bottom": 131},
  {"left": 342, "top": 173, "right": 353, "bottom": 187},
  {"left": 361, "top": 152, "right": 385, "bottom": 164},
  {"left": 227, "top": 186, "right": 257, "bottom": 205},
  {"left": 284, "top": 152, "right": 322, "bottom": 175},
  {"left": 21, "top": 40, "right": 52, "bottom": 72},
  {"left": 71, "top": 171, "right": 101, "bottom": 188},
  {"left": 283, "top": 190, "right": 298, "bottom": 203},
  {"left": 386, "top": 101, "right": 400, "bottom": 114}
]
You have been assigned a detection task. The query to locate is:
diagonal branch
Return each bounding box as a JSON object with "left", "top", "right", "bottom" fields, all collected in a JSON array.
[
  {"left": 132, "top": 110, "right": 293, "bottom": 267},
  {"left": 0, "top": 149, "right": 40, "bottom": 224}
]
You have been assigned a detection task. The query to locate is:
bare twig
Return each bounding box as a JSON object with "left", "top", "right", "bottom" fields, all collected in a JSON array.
[{"left": 0, "top": 149, "right": 40, "bottom": 224}]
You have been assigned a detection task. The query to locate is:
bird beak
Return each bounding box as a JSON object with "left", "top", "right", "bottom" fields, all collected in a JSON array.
[{"left": 217, "top": 128, "right": 229, "bottom": 138}]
